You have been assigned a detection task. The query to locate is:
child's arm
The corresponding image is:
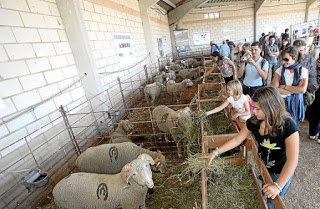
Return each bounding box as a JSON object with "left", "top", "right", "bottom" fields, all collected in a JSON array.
[
  {"left": 227, "top": 59, "right": 237, "bottom": 80},
  {"left": 206, "top": 100, "right": 230, "bottom": 116},
  {"left": 231, "top": 100, "right": 251, "bottom": 121}
]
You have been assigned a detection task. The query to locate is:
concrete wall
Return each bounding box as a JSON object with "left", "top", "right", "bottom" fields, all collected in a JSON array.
[{"left": 180, "top": 0, "right": 319, "bottom": 52}]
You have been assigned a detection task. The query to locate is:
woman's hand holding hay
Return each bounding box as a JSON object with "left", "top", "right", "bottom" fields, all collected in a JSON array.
[{"left": 200, "top": 149, "right": 219, "bottom": 165}]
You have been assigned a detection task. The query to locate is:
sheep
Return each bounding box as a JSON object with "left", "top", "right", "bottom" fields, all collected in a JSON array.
[
  {"left": 110, "top": 120, "right": 133, "bottom": 144},
  {"left": 153, "top": 74, "right": 163, "bottom": 84},
  {"left": 153, "top": 105, "right": 192, "bottom": 157},
  {"left": 166, "top": 78, "right": 194, "bottom": 104},
  {"left": 75, "top": 142, "right": 167, "bottom": 174},
  {"left": 169, "top": 63, "right": 182, "bottom": 73},
  {"left": 178, "top": 66, "right": 204, "bottom": 80},
  {"left": 144, "top": 82, "right": 166, "bottom": 106},
  {"left": 180, "top": 58, "right": 195, "bottom": 68},
  {"left": 161, "top": 69, "right": 176, "bottom": 82},
  {"left": 53, "top": 154, "right": 154, "bottom": 209}
]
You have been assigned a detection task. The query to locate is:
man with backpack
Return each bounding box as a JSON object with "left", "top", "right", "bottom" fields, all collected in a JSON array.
[
  {"left": 293, "top": 39, "right": 319, "bottom": 106},
  {"left": 238, "top": 42, "right": 269, "bottom": 96}
]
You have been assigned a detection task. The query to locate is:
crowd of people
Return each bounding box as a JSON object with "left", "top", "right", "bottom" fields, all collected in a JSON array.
[
  {"left": 208, "top": 27, "right": 320, "bottom": 141},
  {"left": 203, "top": 28, "right": 320, "bottom": 209}
]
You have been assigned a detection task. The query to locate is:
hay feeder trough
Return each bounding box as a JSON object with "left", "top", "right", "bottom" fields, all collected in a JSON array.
[{"left": 197, "top": 81, "right": 286, "bottom": 209}]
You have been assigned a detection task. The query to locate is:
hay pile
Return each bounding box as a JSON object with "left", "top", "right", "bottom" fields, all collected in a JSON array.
[
  {"left": 146, "top": 159, "right": 202, "bottom": 209},
  {"left": 205, "top": 74, "right": 221, "bottom": 83},
  {"left": 199, "top": 101, "right": 236, "bottom": 135},
  {"left": 181, "top": 154, "right": 262, "bottom": 209}
]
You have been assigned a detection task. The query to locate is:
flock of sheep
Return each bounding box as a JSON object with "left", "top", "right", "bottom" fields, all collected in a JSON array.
[{"left": 53, "top": 58, "right": 204, "bottom": 208}]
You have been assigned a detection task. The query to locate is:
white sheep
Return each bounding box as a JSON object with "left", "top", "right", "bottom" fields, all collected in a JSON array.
[
  {"left": 169, "top": 63, "right": 182, "bottom": 73},
  {"left": 166, "top": 78, "right": 194, "bottom": 104},
  {"left": 177, "top": 67, "right": 204, "bottom": 80},
  {"left": 153, "top": 74, "right": 164, "bottom": 84},
  {"left": 53, "top": 154, "right": 154, "bottom": 209},
  {"left": 110, "top": 120, "right": 133, "bottom": 144},
  {"left": 75, "top": 142, "right": 167, "bottom": 174},
  {"left": 144, "top": 82, "right": 166, "bottom": 106},
  {"left": 153, "top": 105, "right": 192, "bottom": 157},
  {"left": 161, "top": 69, "right": 176, "bottom": 82}
]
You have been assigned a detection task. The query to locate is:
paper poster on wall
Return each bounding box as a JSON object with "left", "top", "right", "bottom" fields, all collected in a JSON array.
[
  {"left": 193, "top": 31, "right": 210, "bottom": 45},
  {"left": 113, "top": 33, "right": 135, "bottom": 68},
  {"left": 174, "top": 30, "right": 189, "bottom": 46},
  {"left": 297, "top": 23, "right": 309, "bottom": 37},
  {"left": 162, "top": 36, "right": 168, "bottom": 52}
]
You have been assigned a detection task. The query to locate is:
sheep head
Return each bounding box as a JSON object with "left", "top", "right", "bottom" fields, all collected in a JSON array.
[
  {"left": 157, "top": 83, "right": 166, "bottom": 97},
  {"left": 137, "top": 153, "right": 155, "bottom": 165},
  {"left": 151, "top": 150, "right": 167, "bottom": 174},
  {"left": 176, "top": 107, "right": 192, "bottom": 131},
  {"left": 121, "top": 158, "right": 154, "bottom": 189},
  {"left": 182, "top": 79, "right": 193, "bottom": 87}
]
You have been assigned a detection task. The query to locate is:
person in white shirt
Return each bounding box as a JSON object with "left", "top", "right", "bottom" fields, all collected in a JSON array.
[
  {"left": 206, "top": 80, "right": 251, "bottom": 127},
  {"left": 273, "top": 46, "right": 308, "bottom": 126}
]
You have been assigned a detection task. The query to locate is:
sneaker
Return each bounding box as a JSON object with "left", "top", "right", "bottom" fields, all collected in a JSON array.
[
  {"left": 318, "top": 139, "right": 320, "bottom": 144},
  {"left": 310, "top": 133, "right": 319, "bottom": 140}
]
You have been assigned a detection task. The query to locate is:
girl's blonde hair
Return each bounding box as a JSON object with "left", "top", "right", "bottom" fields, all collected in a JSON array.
[
  {"left": 227, "top": 80, "right": 243, "bottom": 97},
  {"left": 251, "top": 86, "right": 292, "bottom": 136}
]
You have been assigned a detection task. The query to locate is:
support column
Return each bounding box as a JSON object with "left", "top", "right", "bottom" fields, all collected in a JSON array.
[
  {"left": 254, "top": 0, "right": 266, "bottom": 41},
  {"left": 169, "top": 23, "right": 178, "bottom": 59},
  {"left": 168, "top": 0, "right": 207, "bottom": 59},
  {"left": 56, "top": 0, "right": 105, "bottom": 107},
  {"left": 138, "top": 0, "right": 159, "bottom": 65},
  {"left": 305, "top": 0, "right": 317, "bottom": 22}
]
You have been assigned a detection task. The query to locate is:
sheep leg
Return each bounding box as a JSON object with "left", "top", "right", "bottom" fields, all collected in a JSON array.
[
  {"left": 164, "top": 134, "right": 170, "bottom": 143},
  {"left": 173, "top": 135, "right": 182, "bottom": 157},
  {"left": 138, "top": 194, "right": 146, "bottom": 209}
]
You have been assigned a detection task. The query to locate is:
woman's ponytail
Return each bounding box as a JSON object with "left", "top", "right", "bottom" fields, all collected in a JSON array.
[{"left": 297, "top": 51, "right": 303, "bottom": 64}]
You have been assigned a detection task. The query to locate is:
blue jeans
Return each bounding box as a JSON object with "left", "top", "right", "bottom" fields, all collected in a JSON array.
[{"left": 265, "top": 173, "right": 293, "bottom": 209}]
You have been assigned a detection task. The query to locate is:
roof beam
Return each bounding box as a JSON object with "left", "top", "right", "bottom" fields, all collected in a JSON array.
[
  {"left": 254, "top": 0, "right": 266, "bottom": 13},
  {"left": 254, "top": 0, "right": 266, "bottom": 41},
  {"left": 168, "top": 0, "right": 208, "bottom": 25},
  {"left": 163, "top": 0, "right": 176, "bottom": 8},
  {"left": 139, "top": 0, "right": 160, "bottom": 10},
  {"left": 305, "top": 0, "right": 317, "bottom": 22},
  {"left": 196, "top": 0, "right": 209, "bottom": 8}
]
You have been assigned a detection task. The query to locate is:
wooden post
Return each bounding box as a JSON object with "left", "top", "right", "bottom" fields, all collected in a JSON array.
[{"left": 117, "top": 77, "right": 127, "bottom": 110}]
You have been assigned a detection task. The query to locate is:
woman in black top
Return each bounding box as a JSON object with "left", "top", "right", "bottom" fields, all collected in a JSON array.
[{"left": 202, "top": 87, "right": 299, "bottom": 209}]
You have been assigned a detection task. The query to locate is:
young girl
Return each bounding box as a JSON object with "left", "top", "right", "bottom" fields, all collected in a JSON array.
[
  {"left": 273, "top": 46, "right": 308, "bottom": 126},
  {"left": 206, "top": 80, "right": 251, "bottom": 125},
  {"left": 202, "top": 87, "right": 299, "bottom": 209}
]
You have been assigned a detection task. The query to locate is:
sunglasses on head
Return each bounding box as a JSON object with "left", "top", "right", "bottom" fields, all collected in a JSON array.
[{"left": 282, "top": 58, "right": 290, "bottom": 62}]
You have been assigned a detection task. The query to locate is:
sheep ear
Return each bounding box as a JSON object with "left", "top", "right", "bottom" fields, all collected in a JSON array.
[
  {"left": 138, "top": 153, "right": 155, "bottom": 165},
  {"left": 121, "top": 163, "right": 132, "bottom": 185},
  {"left": 156, "top": 150, "right": 162, "bottom": 158}
]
